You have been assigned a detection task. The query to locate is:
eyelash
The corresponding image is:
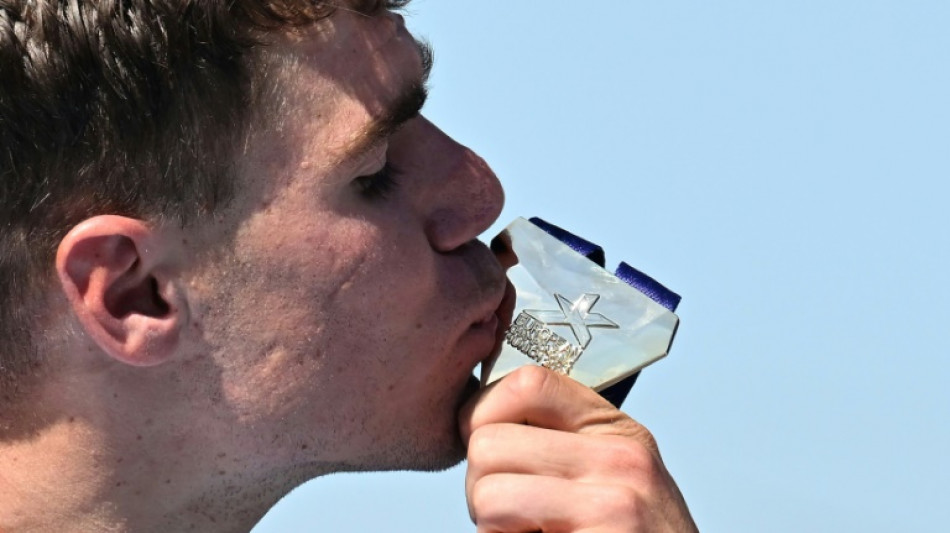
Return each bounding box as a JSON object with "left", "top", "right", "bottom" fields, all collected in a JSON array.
[{"left": 354, "top": 162, "right": 399, "bottom": 201}]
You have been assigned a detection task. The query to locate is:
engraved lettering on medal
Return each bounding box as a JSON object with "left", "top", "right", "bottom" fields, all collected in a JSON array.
[{"left": 505, "top": 293, "right": 619, "bottom": 375}]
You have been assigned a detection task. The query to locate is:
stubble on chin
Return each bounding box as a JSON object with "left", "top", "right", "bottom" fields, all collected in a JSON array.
[{"left": 343, "top": 374, "right": 480, "bottom": 473}]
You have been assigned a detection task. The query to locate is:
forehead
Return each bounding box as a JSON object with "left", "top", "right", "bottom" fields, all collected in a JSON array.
[{"left": 258, "top": 10, "right": 424, "bottom": 160}]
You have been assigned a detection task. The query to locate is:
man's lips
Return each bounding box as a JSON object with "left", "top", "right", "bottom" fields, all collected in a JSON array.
[
  {"left": 496, "top": 278, "right": 516, "bottom": 339},
  {"left": 478, "top": 278, "right": 516, "bottom": 384},
  {"left": 468, "top": 276, "right": 509, "bottom": 336},
  {"left": 454, "top": 238, "right": 513, "bottom": 377}
]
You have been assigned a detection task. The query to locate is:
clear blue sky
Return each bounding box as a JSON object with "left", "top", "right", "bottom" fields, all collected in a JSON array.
[{"left": 254, "top": 1, "right": 950, "bottom": 531}]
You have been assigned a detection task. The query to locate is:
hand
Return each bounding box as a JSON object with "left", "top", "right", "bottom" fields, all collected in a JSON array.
[{"left": 460, "top": 366, "right": 698, "bottom": 533}]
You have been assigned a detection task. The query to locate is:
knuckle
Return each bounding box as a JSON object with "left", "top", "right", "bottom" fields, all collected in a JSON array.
[
  {"left": 598, "top": 484, "right": 644, "bottom": 519},
  {"left": 598, "top": 435, "right": 666, "bottom": 488},
  {"left": 466, "top": 425, "right": 502, "bottom": 464},
  {"left": 469, "top": 475, "right": 499, "bottom": 514},
  {"left": 603, "top": 437, "right": 653, "bottom": 472},
  {"left": 504, "top": 365, "right": 556, "bottom": 399}
]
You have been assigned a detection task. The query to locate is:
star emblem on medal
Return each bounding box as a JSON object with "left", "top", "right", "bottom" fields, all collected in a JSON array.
[{"left": 525, "top": 293, "right": 619, "bottom": 349}]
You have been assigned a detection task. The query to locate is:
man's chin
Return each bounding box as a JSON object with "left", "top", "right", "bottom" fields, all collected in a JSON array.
[
  {"left": 338, "top": 376, "right": 479, "bottom": 474},
  {"left": 400, "top": 375, "right": 481, "bottom": 472},
  {"left": 410, "top": 374, "right": 480, "bottom": 472}
]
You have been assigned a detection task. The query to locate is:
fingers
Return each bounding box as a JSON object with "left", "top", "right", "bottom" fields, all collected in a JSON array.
[
  {"left": 460, "top": 366, "right": 657, "bottom": 454},
  {"left": 470, "top": 473, "right": 642, "bottom": 533},
  {"left": 460, "top": 366, "right": 698, "bottom": 532},
  {"left": 465, "top": 423, "right": 663, "bottom": 500}
]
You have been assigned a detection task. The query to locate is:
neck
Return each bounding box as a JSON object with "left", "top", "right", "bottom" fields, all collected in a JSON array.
[
  {"left": 0, "top": 370, "right": 334, "bottom": 533},
  {"left": 0, "top": 415, "right": 311, "bottom": 532}
]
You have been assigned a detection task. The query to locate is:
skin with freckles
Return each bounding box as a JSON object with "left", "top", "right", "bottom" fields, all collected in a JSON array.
[{"left": 0, "top": 4, "right": 697, "bottom": 532}]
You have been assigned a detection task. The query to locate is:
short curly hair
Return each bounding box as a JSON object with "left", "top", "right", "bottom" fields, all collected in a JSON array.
[{"left": 0, "top": 0, "right": 410, "bottom": 402}]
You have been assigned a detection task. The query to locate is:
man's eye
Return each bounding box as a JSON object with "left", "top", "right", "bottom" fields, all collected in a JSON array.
[{"left": 354, "top": 162, "right": 399, "bottom": 201}]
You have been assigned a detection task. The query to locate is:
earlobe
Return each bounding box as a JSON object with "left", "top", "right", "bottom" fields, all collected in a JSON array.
[{"left": 55, "top": 215, "right": 187, "bottom": 367}]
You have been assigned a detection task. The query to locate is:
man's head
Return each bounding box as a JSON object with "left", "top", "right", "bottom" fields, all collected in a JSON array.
[
  {"left": 0, "top": 0, "right": 332, "bottom": 404},
  {"left": 0, "top": 0, "right": 506, "bottom": 520}
]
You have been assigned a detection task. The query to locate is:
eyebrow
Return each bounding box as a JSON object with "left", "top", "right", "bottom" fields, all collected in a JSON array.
[{"left": 343, "top": 37, "right": 434, "bottom": 162}]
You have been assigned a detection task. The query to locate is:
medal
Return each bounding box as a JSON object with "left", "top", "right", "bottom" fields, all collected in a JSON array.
[{"left": 482, "top": 218, "right": 682, "bottom": 407}]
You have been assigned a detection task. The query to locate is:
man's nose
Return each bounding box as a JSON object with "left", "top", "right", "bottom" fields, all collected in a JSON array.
[{"left": 407, "top": 118, "right": 504, "bottom": 252}]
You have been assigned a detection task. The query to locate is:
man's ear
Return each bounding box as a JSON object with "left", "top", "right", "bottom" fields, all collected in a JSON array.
[{"left": 55, "top": 215, "right": 188, "bottom": 367}]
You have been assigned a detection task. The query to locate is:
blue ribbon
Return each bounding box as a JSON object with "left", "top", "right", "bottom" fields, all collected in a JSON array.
[
  {"left": 528, "top": 217, "right": 681, "bottom": 406},
  {"left": 528, "top": 217, "right": 680, "bottom": 312}
]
